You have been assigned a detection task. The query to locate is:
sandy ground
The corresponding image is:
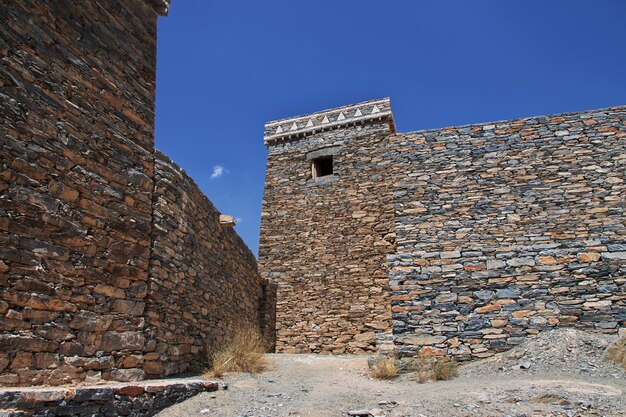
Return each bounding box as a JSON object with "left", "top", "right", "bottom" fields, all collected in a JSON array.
[{"left": 158, "top": 330, "right": 625, "bottom": 417}]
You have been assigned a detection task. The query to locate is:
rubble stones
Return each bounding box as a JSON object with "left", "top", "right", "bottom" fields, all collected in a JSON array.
[{"left": 464, "top": 328, "right": 621, "bottom": 379}]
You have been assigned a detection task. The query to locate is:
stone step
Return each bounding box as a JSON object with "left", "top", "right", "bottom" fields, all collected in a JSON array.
[{"left": 0, "top": 378, "right": 219, "bottom": 417}]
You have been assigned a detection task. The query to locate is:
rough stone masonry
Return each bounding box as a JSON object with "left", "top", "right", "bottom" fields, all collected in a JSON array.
[
  {"left": 259, "top": 99, "right": 397, "bottom": 354},
  {"left": 1, "top": 0, "right": 624, "bottom": 396},
  {"left": 0, "top": 0, "right": 274, "bottom": 387},
  {"left": 259, "top": 98, "right": 625, "bottom": 358}
]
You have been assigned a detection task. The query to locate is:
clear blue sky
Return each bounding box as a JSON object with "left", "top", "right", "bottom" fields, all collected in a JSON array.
[{"left": 155, "top": 0, "right": 626, "bottom": 255}]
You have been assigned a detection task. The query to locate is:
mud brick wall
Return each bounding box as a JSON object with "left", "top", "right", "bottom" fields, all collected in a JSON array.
[
  {"left": 259, "top": 105, "right": 396, "bottom": 354},
  {"left": 0, "top": 0, "right": 164, "bottom": 386},
  {"left": 146, "top": 152, "right": 274, "bottom": 376},
  {"left": 388, "top": 107, "right": 626, "bottom": 359}
]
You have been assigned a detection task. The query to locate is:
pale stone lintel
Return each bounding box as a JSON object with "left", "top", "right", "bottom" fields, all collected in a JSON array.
[
  {"left": 306, "top": 146, "right": 341, "bottom": 160},
  {"left": 145, "top": 0, "right": 170, "bottom": 16},
  {"left": 219, "top": 214, "right": 236, "bottom": 227},
  {"left": 264, "top": 98, "right": 396, "bottom": 145}
]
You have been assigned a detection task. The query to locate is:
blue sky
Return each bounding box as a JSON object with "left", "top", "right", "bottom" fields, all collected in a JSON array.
[{"left": 155, "top": 0, "right": 626, "bottom": 255}]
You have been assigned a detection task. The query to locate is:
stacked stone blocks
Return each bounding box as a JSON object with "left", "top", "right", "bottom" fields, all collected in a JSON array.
[
  {"left": 389, "top": 107, "right": 625, "bottom": 358},
  {"left": 259, "top": 99, "right": 397, "bottom": 353},
  {"left": 0, "top": 0, "right": 274, "bottom": 387},
  {"left": 146, "top": 152, "right": 275, "bottom": 376},
  {"left": 260, "top": 100, "right": 625, "bottom": 358}
]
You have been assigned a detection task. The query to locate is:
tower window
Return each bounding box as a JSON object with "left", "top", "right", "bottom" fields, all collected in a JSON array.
[{"left": 311, "top": 156, "right": 333, "bottom": 178}]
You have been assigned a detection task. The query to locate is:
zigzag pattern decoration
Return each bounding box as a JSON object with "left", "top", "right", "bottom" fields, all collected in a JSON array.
[{"left": 264, "top": 98, "right": 395, "bottom": 144}]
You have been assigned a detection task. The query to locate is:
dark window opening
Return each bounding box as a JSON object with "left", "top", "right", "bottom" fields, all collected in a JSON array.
[{"left": 312, "top": 156, "right": 333, "bottom": 178}]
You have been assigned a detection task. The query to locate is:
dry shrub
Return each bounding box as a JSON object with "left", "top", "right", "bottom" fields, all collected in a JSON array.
[
  {"left": 205, "top": 326, "right": 269, "bottom": 377},
  {"left": 408, "top": 353, "right": 458, "bottom": 383},
  {"left": 369, "top": 356, "right": 399, "bottom": 380},
  {"left": 408, "top": 355, "right": 433, "bottom": 383},
  {"left": 433, "top": 359, "right": 458, "bottom": 381}
]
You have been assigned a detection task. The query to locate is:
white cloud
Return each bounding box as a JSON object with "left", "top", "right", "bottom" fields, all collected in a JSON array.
[{"left": 210, "top": 165, "right": 225, "bottom": 179}]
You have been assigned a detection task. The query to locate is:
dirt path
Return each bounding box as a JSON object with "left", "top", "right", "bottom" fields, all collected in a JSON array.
[
  {"left": 157, "top": 355, "right": 624, "bottom": 417},
  {"left": 158, "top": 330, "right": 625, "bottom": 417}
]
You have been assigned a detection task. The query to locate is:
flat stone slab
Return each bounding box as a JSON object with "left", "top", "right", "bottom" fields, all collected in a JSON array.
[{"left": 0, "top": 377, "right": 219, "bottom": 417}]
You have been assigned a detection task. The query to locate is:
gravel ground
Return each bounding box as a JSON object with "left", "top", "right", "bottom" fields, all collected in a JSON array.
[
  {"left": 157, "top": 329, "right": 625, "bottom": 417},
  {"left": 463, "top": 328, "right": 622, "bottom": 379}
]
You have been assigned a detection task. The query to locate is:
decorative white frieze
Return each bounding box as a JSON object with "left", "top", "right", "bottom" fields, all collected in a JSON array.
[{"left": 264, "top": 98, "right": 395, "bottom": 145}]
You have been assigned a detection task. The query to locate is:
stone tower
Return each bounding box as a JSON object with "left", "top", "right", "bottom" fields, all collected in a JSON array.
[{"left": 258, "top": 98, "right": 397, "bottom": 353}]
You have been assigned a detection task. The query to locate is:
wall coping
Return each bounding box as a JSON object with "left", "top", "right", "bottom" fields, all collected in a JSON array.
[
  {"left": 400, "top": 105, "right": 626, "bottom": 138},
  {"left": 145, "top": 0, "right": 170, "bottom": 16},
  {"left": 264, "top": 98, "right": 396, "bottom": 145}
]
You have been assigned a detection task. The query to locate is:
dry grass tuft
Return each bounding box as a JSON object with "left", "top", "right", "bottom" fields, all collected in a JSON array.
[
  {"left": 433, "top": 359, "right": 458, "bottom": 381},
  {"left": 205, "top": 326, "right": 269, "bottom": 378},
  {"left": 408, "top": 354, "right": 458, "bottom": 383},
  {"left": 369, "top": 356, "right": 399, "bottom": 380},
  {"left": 409, "top": 355, "right": 434, "bottom": 383}
]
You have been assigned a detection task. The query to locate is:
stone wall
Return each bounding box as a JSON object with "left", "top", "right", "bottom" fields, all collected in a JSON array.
[
  {"left": 146, "top": 152, "right": 274, "bottom": 376},
  {"left": 388, "top": 107, "right": 626, "bottom": 359},
  {"left": 260, "top": 100, "right": 625, "bottom": 358},
  {"left": 1, "top": 0, "right": 273, "bottom": 386},
  {"left": 0, "top": 0, "right": 163, "bottom": 386},
  {"left": 259, "top": 99, "right": 396, "bottom": 353}
]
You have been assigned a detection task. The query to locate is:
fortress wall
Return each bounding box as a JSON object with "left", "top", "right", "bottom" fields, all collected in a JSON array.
[
  {"left": 146, "top": 152, "right": 274, "bottom": 377},
  {"left": 259, "top": 114, "right": 396, "bottom": 354},
  {"left": 388, "top": 107, "right": 626, "bottom": 359},
  {"left": 0, "top": 0, "right": 162, "bottom": 386},
  {"left": 1, "top": 0, "right": 273, "bottom": 387}
]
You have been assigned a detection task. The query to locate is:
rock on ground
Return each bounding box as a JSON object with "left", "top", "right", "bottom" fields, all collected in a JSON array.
[{"left": 605, "top": 328, "right": 626, "bottom": 370}]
